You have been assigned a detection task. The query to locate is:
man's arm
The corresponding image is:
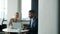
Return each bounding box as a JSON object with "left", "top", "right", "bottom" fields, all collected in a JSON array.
[
  {"left": 22, "top": 24, "right": 30, "bottom": 30},
  {"left": 32, "top": 17, "right": 38, "bottom": 31}
]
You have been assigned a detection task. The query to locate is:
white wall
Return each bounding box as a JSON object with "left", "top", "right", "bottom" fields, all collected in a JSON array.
[
  {"left": 38, "top": 0, "right": 58, "bottom": 34},
  {"left": 6, "top": 0, "right": 29, "bottom": 24},
  {"left": 7, "top": 0, "right": 18, "bottom": 20}
]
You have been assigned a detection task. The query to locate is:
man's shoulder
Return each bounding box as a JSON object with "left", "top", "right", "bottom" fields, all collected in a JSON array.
[
  {"left": 33, "top": 16, "right": 38, "bottom": 22},
  {"left": 34, "top": 16, "right": 38, "bottom": 20}
]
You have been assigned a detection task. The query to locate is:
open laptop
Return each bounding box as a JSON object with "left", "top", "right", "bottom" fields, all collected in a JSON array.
[{"left": 12, "top": 22, "right": 22, "bottom": 30}]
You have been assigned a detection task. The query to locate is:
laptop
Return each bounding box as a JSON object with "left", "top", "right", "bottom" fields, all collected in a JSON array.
[{"left": 12, "top": 22, "right": 21, "bottom": 30}]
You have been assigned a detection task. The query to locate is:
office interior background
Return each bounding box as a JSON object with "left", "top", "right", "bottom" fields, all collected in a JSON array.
[
  {"left": 0, "top": 0, "right": 38, "bottom": 34},
  {"left": 0, "top": 0, "right": 59, "bottom": 34}
]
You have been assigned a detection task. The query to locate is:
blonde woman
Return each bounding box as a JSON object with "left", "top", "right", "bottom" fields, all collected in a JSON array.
[
  {"left": 5, "top": 12, "right": 21, "bottom": 34},
  {"left": 9, "top": 12, "right": 20, "bottom": 26}
]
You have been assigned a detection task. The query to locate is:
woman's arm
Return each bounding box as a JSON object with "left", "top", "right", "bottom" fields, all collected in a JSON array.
[{"left": 9, "top": 18, "right": 13, "bottom": 26}]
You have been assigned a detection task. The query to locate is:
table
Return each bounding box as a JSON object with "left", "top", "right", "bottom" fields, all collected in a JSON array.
[{"left": 3, "top": 28, "right": 29, "bottom": 34}]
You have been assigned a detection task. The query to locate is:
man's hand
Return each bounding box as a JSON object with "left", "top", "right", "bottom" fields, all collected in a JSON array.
[{"left": 22, "top": 25, "right": 27, "bottom": 30}]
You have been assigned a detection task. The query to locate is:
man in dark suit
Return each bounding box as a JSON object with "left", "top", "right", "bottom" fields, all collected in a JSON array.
[
  {"left": 23, "top": 10, "right": 38, "bottom": 34},
  {"left": 26, "top": 10, "right": 38, "bottom": 34}
]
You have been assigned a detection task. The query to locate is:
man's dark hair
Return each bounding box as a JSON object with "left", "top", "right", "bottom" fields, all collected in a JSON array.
[{"left": 29, "top": 10, "right": 35, "bottom": 14}]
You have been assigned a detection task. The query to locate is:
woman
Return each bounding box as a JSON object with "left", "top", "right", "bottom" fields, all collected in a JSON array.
[
  {"left": 9, "top": 12, "right": 20, "bottom": 26},
  {"left": 6, "top": 12, "right": 21, "bottom": 34}
]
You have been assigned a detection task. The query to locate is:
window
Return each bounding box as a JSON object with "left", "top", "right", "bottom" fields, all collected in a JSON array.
[
  {"left": 0, "top": 0, "right": 7, "bottom": 19},
  {"left": 21, "top": 0, "right": 31, "bottom": 20}
]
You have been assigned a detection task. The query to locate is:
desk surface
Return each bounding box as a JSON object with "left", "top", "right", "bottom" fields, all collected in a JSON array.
[{"left": 3, "top": 28, "right": 29, "bottom": 33}]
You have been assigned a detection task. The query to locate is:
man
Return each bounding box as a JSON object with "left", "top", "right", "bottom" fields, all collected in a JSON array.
[{"left": 27, "top": 10, "right": 38, "bottom": 34}]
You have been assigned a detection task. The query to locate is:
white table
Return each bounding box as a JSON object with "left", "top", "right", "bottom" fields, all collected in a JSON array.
[{"left": 3, "top": 28, "right": 29, "bottom": 34}]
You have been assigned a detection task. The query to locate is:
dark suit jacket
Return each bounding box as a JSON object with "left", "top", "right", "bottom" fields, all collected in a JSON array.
[{"left": 27, "top": 16, "right": 38, "bottom": 34}]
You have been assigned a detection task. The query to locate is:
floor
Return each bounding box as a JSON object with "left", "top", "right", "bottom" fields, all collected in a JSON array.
[{"left": 0, "top": 32, "right": 19, "bottom": 34}]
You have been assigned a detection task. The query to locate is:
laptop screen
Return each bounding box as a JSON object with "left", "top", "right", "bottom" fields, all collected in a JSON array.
[{"left": 12, "top": 22, "right": 21, "bottom": 29}]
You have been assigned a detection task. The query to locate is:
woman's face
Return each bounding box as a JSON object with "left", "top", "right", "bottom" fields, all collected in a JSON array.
[{"left": 15, "top": 13, "right": 19, "bottom": 18}]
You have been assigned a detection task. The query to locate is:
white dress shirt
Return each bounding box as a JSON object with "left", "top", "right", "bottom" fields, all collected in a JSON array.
[{"left": 31, "top": 18, "right": 33, "bottom": 27}]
